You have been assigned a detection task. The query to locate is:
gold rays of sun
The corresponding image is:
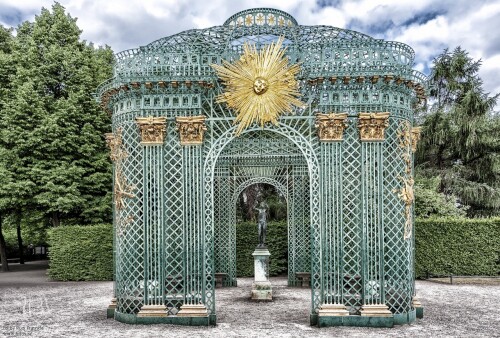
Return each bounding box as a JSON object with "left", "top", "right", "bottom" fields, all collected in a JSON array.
[{"left": 211, "top": 37, "right": 303, "bottom": 135}]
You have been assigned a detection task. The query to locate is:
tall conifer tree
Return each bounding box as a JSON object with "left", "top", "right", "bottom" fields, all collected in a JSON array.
[{"left": 417, "top": 47, "right": 500, "bottom": 216}]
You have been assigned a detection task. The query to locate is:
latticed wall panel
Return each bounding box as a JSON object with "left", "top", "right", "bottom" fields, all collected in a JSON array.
[{"left": 341, "top": 122, "right": 363, "bottom": 314}]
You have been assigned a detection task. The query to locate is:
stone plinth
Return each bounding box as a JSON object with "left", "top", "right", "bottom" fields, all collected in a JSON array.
[
  {"left": 177, "top": 304, "right": 208, "bottom": 317},
  {"left": 106, "top": 297, "right": 117, "bottom": 318},
  {"left": 137, "top": 304, "right": 168, "bottom": 317},
  {"left": 251, "top": 247, "right": 273, "bottom": 301}
]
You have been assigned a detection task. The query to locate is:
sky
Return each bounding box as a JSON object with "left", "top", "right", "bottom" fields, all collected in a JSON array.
[{"left": 1, "top": 0, "right": 500, "bottom": 98}]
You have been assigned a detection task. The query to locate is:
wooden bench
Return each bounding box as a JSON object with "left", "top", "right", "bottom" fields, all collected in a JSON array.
[
  {"left": 214, "top": 273, "right": 228, "bottom": 288},
  {"left": 295, "top": 272, "right": 311, "bottom": 288}
]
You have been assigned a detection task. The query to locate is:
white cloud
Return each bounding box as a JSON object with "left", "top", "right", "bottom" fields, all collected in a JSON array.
[{"left": 0, "top": 0, "right": 499, "bottom": 97}]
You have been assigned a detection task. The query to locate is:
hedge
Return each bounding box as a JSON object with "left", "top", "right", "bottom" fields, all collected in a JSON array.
[
  {"left": 236, "top": 221, "right": 288, "bottom": 277},
  {"left": 415, "top": 217, "right": 500, "bottom": 277},
  {"left": 48, "top": 224, "right": 113, "bottom": 281}
]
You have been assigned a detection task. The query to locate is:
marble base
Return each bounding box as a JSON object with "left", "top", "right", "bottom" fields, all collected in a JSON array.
[
  {"left": 177, "top": 304, "right": 208, "bottom": 317},
  {"left": 360, "top": 304, "right": 393, "bottom": 317},
  {"left": 251, "top": 281, "right": 273, "bottom": 301},
  {"left": 318, "top": 303, "right": 349, "bottom": 316},
  {"left": 137, "top": 304, "right": 168, "bottom": 317}
]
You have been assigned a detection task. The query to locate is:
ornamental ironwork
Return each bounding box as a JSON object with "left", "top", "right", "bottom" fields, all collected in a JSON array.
[
  {"left": 358, "top": 112, "right": 390, "bottom": 141},
  {"left": 175, "top": 115, "right": 207, "bottom": 145},
  {"left": 136, "top": 116, "right": 167, "bottom": 145},
  {"left": 315, "top": 113, "right": 349, "bottom": 141},
  {"left": 97, "top": 7, "right": 429, "bottom": 328},
  {"left": 212, "top": 37, "right": 302, "bottom": 135}
]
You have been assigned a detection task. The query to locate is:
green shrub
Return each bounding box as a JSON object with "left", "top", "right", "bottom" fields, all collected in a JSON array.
[
  {"left": 236, "top": 221, "right": 288, "bottom": 277},
  {"left": 48, "top": 224, "right": 113, "bottom": 281},
  {"left": 415, "top": 217, "right": 500, "bottom": 277}
]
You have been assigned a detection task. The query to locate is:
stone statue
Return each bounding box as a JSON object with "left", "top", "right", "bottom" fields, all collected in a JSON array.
[{"left": 254, "top": 201, "right": 268, "bottom": 248}]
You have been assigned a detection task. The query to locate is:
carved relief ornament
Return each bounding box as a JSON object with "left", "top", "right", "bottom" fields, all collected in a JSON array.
[
  {"left": 175, "top": 115, "right": 207, "bottom": 146},
  {"left": 315, "top": 113, "right": 349, "bottom": 142},
  {"left": 136, "top": 116, "right": 167, "bottom": 145},
  {"left": 357, "top": 112, "right": 390, "bottom": 141}
]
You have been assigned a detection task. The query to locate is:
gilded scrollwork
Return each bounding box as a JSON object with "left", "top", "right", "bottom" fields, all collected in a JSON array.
[
  {"left": 136, "top": 116, "right": 167, "bottom": 145},
  {"left": 358, "top": 112, "right": 390, "bottom": 141},
  {"left": 105, "top": 128, "right": 135, "bottom": 236},
  {"left": 395, "top": 121, "right": 418, "bottom": 240},
  {"left": 411, "top": 127, "right": 422, "bottom": 153},
  {"left": 175, "top": 115, "right": 207, "bottom": 145},
  {"left": 315, "top": 113, "right": 349, "bottom": 141}
]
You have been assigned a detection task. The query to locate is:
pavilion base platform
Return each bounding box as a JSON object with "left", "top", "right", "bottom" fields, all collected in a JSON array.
[
  {"left": 114, "top": 310, "right": 211, "bottom": 326},
  {"left": 316, "top": 309, "right": 417, "bottom": 327}
]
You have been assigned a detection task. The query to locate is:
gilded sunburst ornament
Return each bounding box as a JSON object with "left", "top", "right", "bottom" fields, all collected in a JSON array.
[{"left": 211, "top": 37, "right": 303, "bottom": 135}]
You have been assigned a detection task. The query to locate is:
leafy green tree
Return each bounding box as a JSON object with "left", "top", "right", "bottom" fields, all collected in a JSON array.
[
  {"left": 414, "top": 176, "right": 467, "bottom": 218},
  {"left": 0, "top": 25, "right": 16, "bottom": 270},
  {"left": 417, "top": 47, "right": 500, "bottom": 216},
  {"left": 0, "top": 3, "right": 114, "bottom": 229}
]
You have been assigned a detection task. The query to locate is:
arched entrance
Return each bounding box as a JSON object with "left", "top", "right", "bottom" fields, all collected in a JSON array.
[{"left": 205, "top": 125, "right": 320, "bottom": 324}]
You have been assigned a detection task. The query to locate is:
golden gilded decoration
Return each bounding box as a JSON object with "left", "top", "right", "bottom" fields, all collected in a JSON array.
[
  {"left": 411, "top": 127, "right": 422, "bottom": 152},
  {"left": 395, "top": 121, "right": 415, "bottom": 240},
  {"left": 211, "top": 36, "right": 303, "bottom": 136},
  {"left": 105, "top": 128, "right": 135, "bottom": 236},
  {"left": 175, "top": 115, "right": 207, "bottom": 146},
  {"left": 358, "top": 112, "right": 390, "bottom": 141},
  {"left": 315, "top": 113, "right": 349, "bottom": 141},
  {"left": 136, "top": 116, "right": 167, "bottom": 145}
]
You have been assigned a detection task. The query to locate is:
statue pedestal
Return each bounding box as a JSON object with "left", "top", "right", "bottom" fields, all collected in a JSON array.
[{"left": 251, "top": 247, "right": 272, "bottom": 301}]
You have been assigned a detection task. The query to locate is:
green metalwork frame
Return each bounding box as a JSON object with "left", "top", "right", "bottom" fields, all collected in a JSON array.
[{"left": 98, "top": 8, "right": 428, "bottom": 327}]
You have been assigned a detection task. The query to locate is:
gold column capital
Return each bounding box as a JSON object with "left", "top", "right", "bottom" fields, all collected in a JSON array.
[
  {"left": 175, "top": 115, "right": 207, "bottom": 146},
  {"left": 315, "top": 113, "right": 349, "bottom": 142},
  {"left": 358, "top": 112, "right": 390, "bottom": 141},
  {"left": 136, "top": 116, "right": 167, "bottom": 145}
]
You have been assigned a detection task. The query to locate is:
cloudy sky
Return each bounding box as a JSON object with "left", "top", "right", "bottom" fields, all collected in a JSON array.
[{"left": 1, "top": 0, "right": 499, "bottom": 97}]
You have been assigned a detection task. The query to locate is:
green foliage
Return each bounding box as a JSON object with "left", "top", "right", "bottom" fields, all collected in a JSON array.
[
  {"left": 48, "top": 224, "right": 113, "bottom": 281},
  {"left": 0, "top": 3, "right": 114, "bottom": 226},
  {"left": 414, "top": 176, "right": 467, "bottom": 218},
  {"left": 237, "top": 184, "right": 287, "bottom": 222},
  {"left": 236, "top": 221, "right": 288, "bottom": 277},
  {"left": 417, "top": 47, "right": 500, "bottom": 216},
  {"left": 415, "top": 218, "right": 500, "bottom": 277}
]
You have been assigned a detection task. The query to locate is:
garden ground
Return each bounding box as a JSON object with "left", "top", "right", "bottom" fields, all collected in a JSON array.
[{"left": 0, "top": 261, "right": 499, "bottom": 337}]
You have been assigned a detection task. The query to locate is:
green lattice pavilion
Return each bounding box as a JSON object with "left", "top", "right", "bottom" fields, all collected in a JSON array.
[{"left": 98, "top": 8, "right": 428, "bottom": 327}]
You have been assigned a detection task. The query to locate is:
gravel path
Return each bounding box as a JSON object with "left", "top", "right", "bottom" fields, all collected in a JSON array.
[{"left": 0, "top": 261, "right": 499, "bottom": 337}]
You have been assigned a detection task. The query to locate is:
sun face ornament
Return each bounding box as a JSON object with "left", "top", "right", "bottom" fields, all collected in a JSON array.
[{"left": 211, "top": 37, "right": 303, "bottom": 135}]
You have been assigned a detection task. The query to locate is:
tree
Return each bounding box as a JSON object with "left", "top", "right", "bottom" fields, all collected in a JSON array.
[
  {"left": 0, "top": 25, "right": 16, "bottom": 271},
  {"left": 0, "top": 3, "right": 114, "bottom": 229},
  {"left": 416, "top": 47, "right": 500, "bottom": 216}
]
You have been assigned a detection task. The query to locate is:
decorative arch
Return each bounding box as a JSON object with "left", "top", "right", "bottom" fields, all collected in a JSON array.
[{"left": 203, "top": 122, "right": 322, "bottom": 318}]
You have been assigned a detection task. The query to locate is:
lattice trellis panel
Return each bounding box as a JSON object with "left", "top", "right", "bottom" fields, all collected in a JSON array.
[
  {"left": 341, "top": 120, "right": 363, "bottom": 314},
  {"left": 112, "top": 117, "right": 144, "bottom": 315},
  {"left": 320, "top": 141, "right": 344, "bottom": 304},
  {"left": 288, "top": 167, "right": 311, "bottom": 286},
  {"left": 162, "top": 121, "right": 185, "bottom": 314},
  {"left": 383, "top": 119, "right": 413, "bottom": 314}
]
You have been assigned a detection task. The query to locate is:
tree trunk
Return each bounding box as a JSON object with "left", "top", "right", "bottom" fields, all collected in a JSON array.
[
  {"left": 16, "top": 215, "right": 24, "bottom": 264},
  {"left": 51, "top": 211, "right": 60, "bottom": 227},
  {"left": 0, "top": 215, "right": 9, "bottom": 272}
]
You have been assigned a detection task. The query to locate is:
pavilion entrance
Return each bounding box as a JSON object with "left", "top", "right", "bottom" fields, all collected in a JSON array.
[{"left": 213, "top": 130, "right": 311, "bottom": 290}]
